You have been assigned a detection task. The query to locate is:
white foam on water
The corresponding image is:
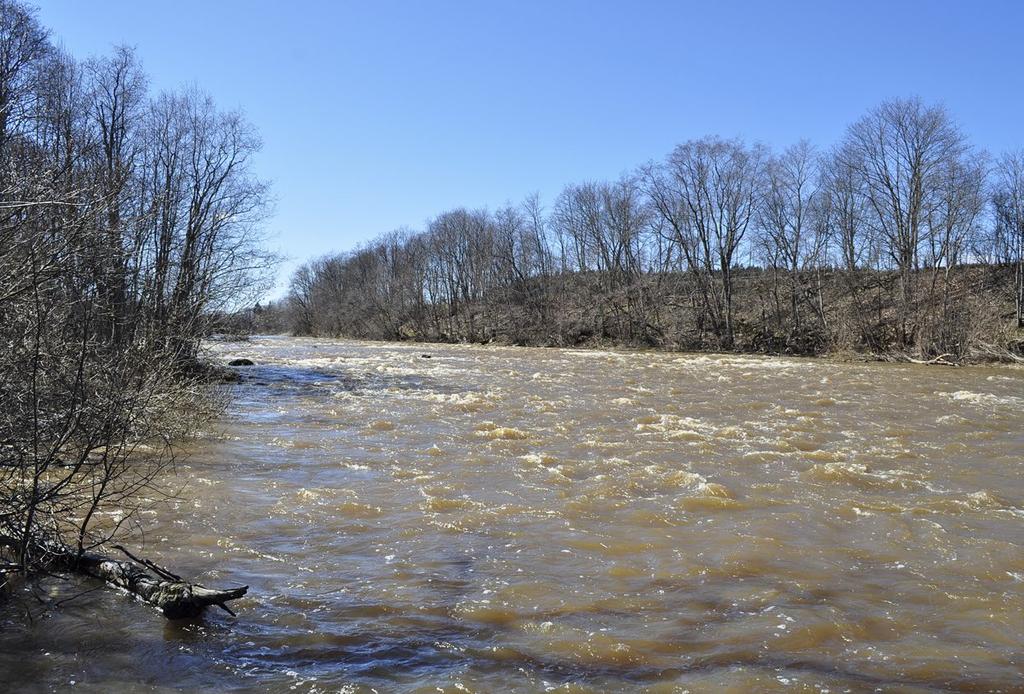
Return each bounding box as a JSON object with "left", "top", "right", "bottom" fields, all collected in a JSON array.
[{"left": 941, "top": 390, "right": 1024, "bottom": 408}]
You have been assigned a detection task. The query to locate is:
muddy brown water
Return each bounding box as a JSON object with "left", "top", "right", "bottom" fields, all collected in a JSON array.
[{"left": 2, "top": 336, "right": 1023, "bottom": 692}]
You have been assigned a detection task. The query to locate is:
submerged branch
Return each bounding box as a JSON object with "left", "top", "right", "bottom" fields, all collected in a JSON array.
[
  {"left": 902, "top": 352, "right": 958, "bottom": 366},
  {"left": 2, "top": 534, "right": 249, "bottom": 619},
  {"left": 75, "top": 547, "right": 248, "bottom": 619}
]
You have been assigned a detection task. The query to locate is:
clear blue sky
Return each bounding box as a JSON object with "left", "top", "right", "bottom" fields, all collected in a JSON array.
[{"left": 36, "top": 0, "right": 1024, "bottom": 298}]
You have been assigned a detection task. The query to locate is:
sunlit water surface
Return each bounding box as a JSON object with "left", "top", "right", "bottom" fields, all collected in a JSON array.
[{"left": 2, "top": 336, "right": 1023, "bottom": 692}]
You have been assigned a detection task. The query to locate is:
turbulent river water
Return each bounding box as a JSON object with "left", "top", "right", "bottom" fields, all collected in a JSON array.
[{"left": 3, "top": 336, "right": 1023, "bottom": 692}]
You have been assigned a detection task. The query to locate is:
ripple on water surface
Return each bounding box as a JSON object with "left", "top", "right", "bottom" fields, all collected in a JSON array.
[{"left": 2, "top": 336, "right": 1023, "bottom": 692}]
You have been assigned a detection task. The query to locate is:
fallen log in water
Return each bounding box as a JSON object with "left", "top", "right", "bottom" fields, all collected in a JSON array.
[
  {"left": 2, "top": 532, "right": 248, "bottom": 618},
  {"left": 905, "top": 352, "right": 957, "bottom": 366},
  {"left": 75, "top": 545, "right": 248, "bottom": 619},
  {"left": 883, "top": 351, "right": 959, "bottom": 366}
]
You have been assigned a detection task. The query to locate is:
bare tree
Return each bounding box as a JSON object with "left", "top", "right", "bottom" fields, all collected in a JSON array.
[
  {"left": 84, "top": 45, "right": 147, "bottom": 344},
  {"left": 0, "top": 0, "right": 49, "bottom": 155},
  {"left": 649, "top": 136, "right": 766, "bottom": 348},
  {"left": 836, "top": 97, "right": 971, "bottom": 348},
  {"left": 757, "top": 140, "right": 828, "bottom": 340},
  {"left": 993, "top": 150, "right": 1024, "bottom": 327}
]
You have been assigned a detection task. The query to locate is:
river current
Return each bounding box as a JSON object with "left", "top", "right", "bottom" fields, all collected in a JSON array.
[{"left": 2, "top": 336, "right": 1023, "bottom": 692}]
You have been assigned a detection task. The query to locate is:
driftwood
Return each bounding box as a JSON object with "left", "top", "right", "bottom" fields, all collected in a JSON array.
[
  {"left": 75, "top": 545, "right": 248, "bottom": 619},
  {"left": 884, "top": 351, "right": 959, "bottom": 366},
  {"left": 905, "top": 352, "right": 957, "bottom": 366},
  {"left": 1, "top": 534, "right": 247, "bottom": 618}
]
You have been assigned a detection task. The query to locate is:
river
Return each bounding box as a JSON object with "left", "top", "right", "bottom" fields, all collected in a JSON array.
[{"left": 2, "top": 336, "right": 1023, "bottom": 692}]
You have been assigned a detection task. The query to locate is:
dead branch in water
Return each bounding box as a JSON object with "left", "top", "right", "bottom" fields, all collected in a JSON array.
[
  {"left": 75, "top": 546, "right": 248, "bottom": 619},
  {"left": 903, "top": 352, "right": 958, "bottom": 366},
  {"left": 2, "top": 534, "right": 248, "bottom": 619}
]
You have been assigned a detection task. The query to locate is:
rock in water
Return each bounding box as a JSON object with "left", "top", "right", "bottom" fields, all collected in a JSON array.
[{"left": 228, "top": 358, "right": 255, "bottom": 366}]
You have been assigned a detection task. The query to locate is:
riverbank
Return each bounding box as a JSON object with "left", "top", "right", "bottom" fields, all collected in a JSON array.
[
  {"left": 240, "top": 331, "right": 1024, "bottom": 367},
  {"left": 252, "top": 263, "right": 1024, "bottom": 365}
]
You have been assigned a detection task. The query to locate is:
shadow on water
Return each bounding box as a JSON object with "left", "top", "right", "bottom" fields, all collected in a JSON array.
[
  {"left": 185, "top": 605, "right": 1014, "bottom": 692},
  {"left": 0, "top": 595, "right": 913, "bottom": 692},
  {"left": 3, "top": 519, "right": 1017, "bottom": 690},
  {"left": 137, "top": 551, "right": 1017, "bottom": 692},
  {"left": 162, "top": 615, "right": 235, "bottom": 642}
]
